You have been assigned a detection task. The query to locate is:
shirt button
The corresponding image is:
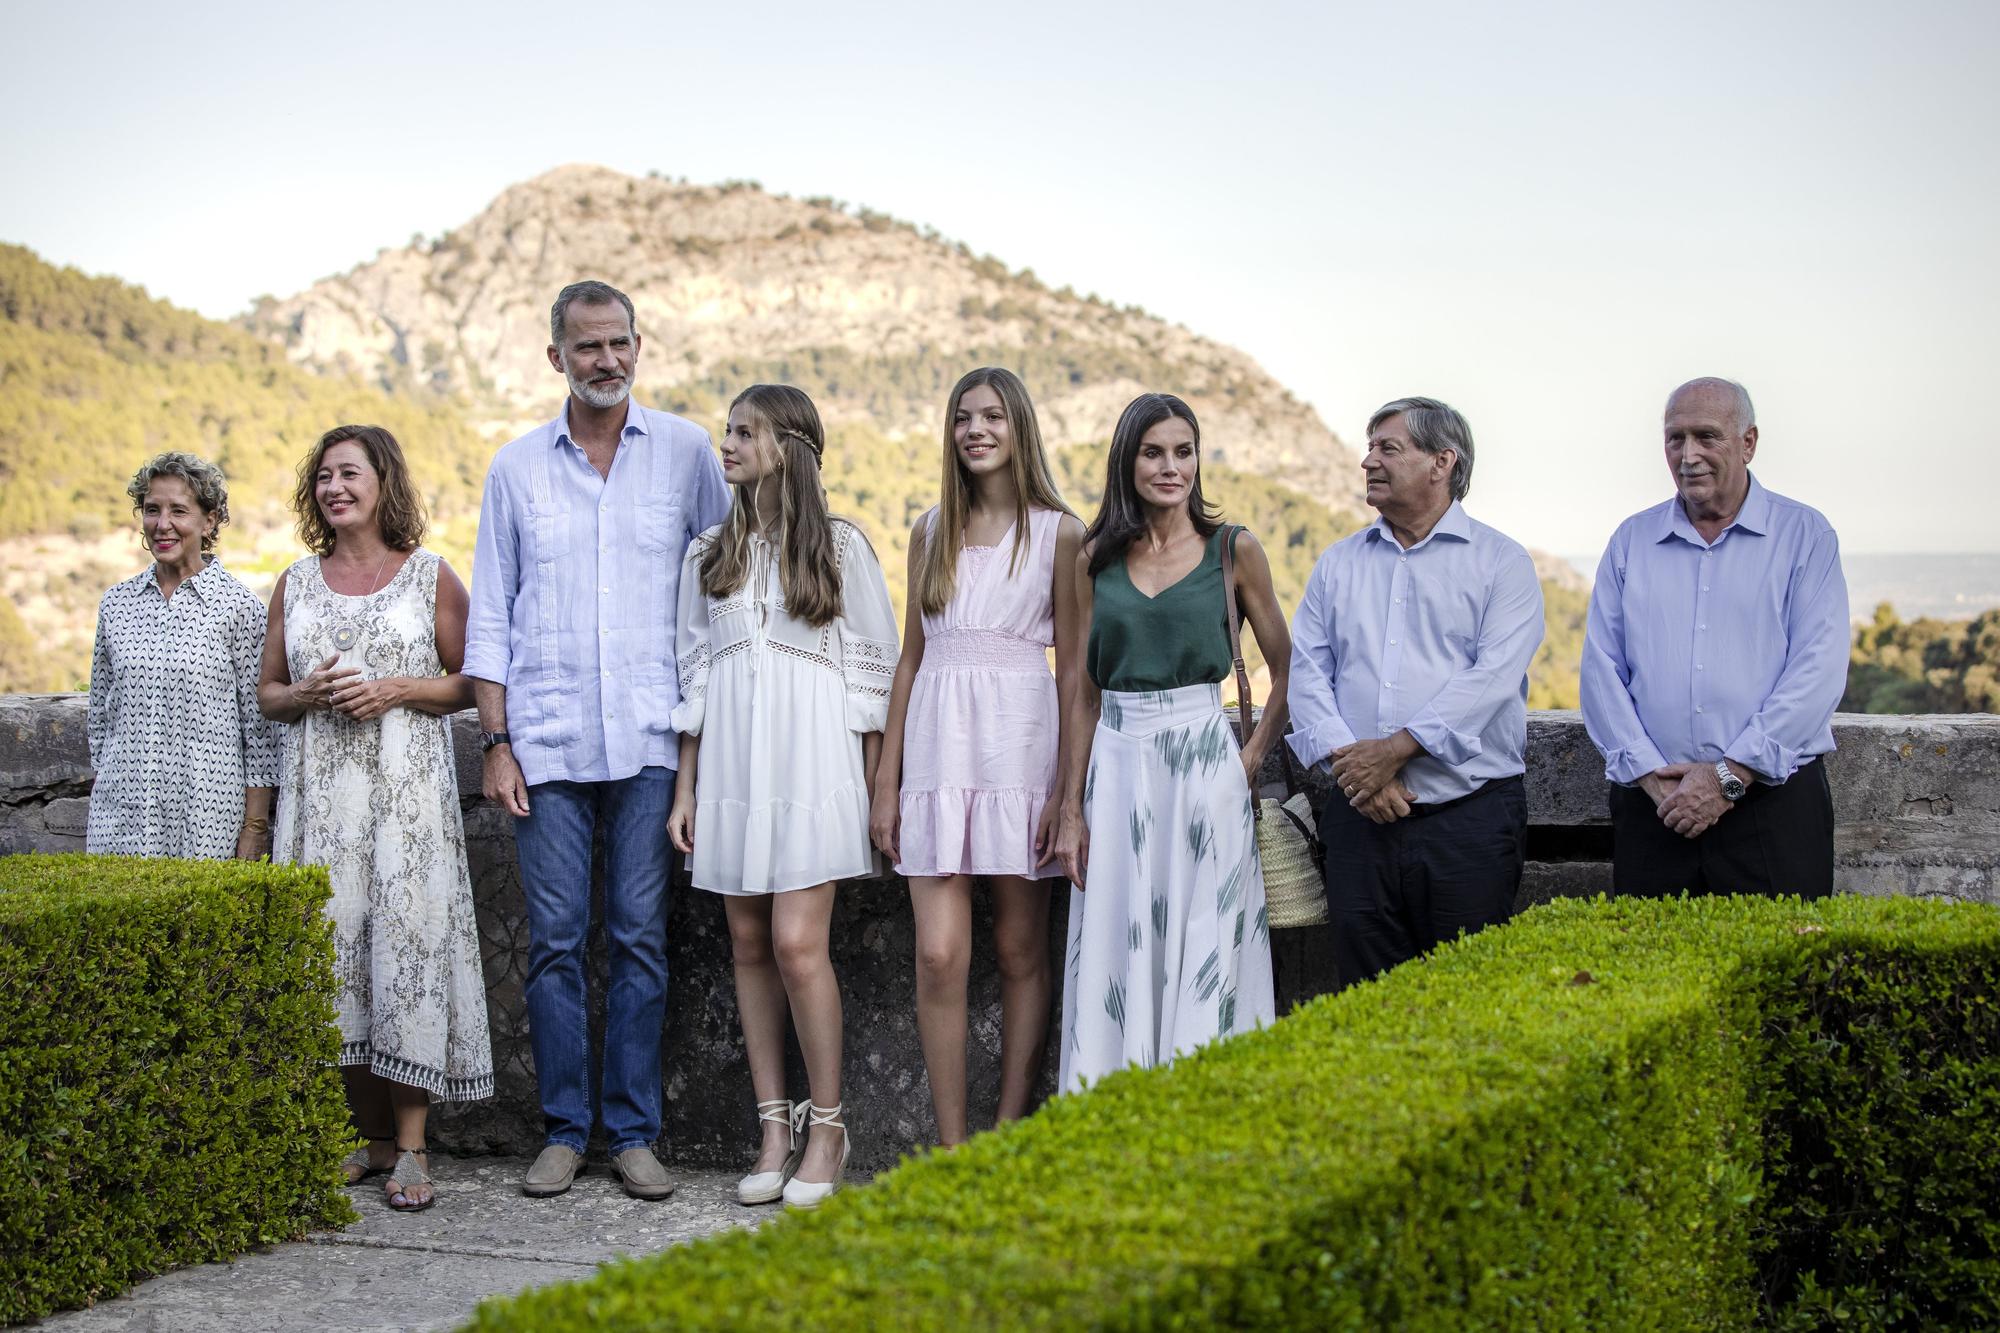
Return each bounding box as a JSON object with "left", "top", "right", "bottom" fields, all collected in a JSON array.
[
  {"left": 1699, "top": 623, "right": 1707, "bottom": 631},
  {"left": 1697, "top": 664, "right": 1705, "bottom": 671},
  {"left": 1696, "top": 705, "right": 1705, "bottom": 713},
  {"left": 1389, "top": 638, "right": 1398, "bottom": 646},
  {"left": 1701, "top": 585, "right": 1710, "bottom": 592}
]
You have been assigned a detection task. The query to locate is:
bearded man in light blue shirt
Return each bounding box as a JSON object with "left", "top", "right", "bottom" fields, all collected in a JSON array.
[
  {"left": 1288, "top": 397, "right": 1544, "bottom": 989},
  {"left": 465, "top": 280, "right": 731, "bottom": 1200},
  {"left": 1581, "top": 377, "right": 1847, "bottom": 899}
]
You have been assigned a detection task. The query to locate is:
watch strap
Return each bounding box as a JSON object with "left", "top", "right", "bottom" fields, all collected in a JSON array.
[{"left": 479, "top": 730, "right": 511, "bottom": 752}]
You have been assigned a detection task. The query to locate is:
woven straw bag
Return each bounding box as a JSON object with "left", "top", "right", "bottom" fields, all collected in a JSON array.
[{"left": 1221, "top": 528, "right": 1329, "bottom": 928}]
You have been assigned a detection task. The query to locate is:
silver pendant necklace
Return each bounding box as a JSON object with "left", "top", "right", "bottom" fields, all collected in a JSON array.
[{"left": 332, "top": 547, "right": 394, "bottom": 653}]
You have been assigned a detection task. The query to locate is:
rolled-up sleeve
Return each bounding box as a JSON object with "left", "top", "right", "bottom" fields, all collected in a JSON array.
[
  {"left": 1403, "top": 548, "right": 1543, "bottom": 767},
  {"left": 463, "top": 461, "right": 517, "bottom": 686},
  {"left": 233, "top": 590, "right": 281, "bottom": 786},
  {"left": 669, "top": 541, "right": 712, "bottom": 737},
  {"left": 836, "top": 527, "right": 899, "bottom": 733},
  {"left": 1725, "top": 526, "right": 1848, "bottom": 782},
  {"left": 1285, "top": 556, "right": 1357, "bottom": 767},
  {"left": 1581, "top": 537, "right": 1670, "bottom": 784}
]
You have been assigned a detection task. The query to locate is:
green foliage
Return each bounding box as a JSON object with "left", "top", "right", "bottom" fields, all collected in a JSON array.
[
  {"left": 0, "top": 854, "right": 356, "bottom": 1322},
  {"left": 1531, "top": 578, "right": 1590, "bottom": 709},
  {"left": 468, "top": 895, "right": 2000, "bottom": 1331},
  {"left": 0, "top": 243, "right": 488, "bottom": 548},
  {"left": 1845, "top": 602, "right": 2000, "bottom": 714}
]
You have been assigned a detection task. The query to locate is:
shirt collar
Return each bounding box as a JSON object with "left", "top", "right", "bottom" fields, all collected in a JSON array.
[
  {"left": 554, "top": 398, "right": 647, "bottom": 449},
  {"left": 144, "top": 553, "right": 221, "bottom": 601},
  {"left": 1657, "top": 472, "right": 1771, "bottom": 546},
  {"left": 1363, "top": 499, "right": 1473, "bottom": 553}
]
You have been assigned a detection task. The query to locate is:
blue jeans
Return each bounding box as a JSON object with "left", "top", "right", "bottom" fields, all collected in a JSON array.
[{"left": 512, "top": 767, "right": 672, "bottom": 1152}]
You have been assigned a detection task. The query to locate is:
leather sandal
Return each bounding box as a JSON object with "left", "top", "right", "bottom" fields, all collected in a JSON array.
[
  {"left": 342, "top": 1138, "right": 394, "bottom": 1185},
  {"left": 385, "top": 1146, "right": 435, "bottom": 1212}
]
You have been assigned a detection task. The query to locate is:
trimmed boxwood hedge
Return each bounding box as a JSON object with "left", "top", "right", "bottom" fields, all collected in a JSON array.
[
  {"left": 470, "top": 893, "right": 2000, "bottom": 1330},
  {"left": 0, "top": 854, "right": 356, "bottom": 1322}
]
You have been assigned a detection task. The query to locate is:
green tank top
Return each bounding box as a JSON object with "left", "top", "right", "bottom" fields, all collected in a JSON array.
[{"left": 1087, "top": 527, "right": 1234, "bottom": 692}]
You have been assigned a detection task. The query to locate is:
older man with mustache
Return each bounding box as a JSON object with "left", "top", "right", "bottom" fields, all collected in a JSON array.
[
  {"left": 464, "top": 280, "right": 731, "bottom": 1199},
  {"left": 1581, "top": 377, "right": 1849, "bottom": 898}
]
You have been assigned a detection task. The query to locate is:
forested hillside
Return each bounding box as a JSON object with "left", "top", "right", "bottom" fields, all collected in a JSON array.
[
  {"left": 1845, "top": 604, "right": 2000, "bottom": 714},
  {"left": 1, "top": 238, "right": 1599, "bottom": 706}
]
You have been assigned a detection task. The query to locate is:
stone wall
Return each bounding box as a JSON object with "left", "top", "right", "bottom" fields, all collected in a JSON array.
[{"left": 4, "top": 694, "right": 1995, "bottom": 1170}]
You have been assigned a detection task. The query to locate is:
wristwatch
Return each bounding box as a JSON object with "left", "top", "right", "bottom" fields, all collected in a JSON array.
[
  {"left": 1714, "top": 760, "right": 1747, "bottom": 801},
  {"left": 479, "top": 730, "right": 511, "bottom": 752}
]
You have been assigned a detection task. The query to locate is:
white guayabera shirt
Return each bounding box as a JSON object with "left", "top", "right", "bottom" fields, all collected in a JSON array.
[{"left": 86, "top": 556, "right": 280, "bottom": 857}]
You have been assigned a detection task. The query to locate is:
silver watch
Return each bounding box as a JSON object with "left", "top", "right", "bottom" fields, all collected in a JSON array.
[{"left": 1714, "top": 760, "right": 1747, "bottom": 801}]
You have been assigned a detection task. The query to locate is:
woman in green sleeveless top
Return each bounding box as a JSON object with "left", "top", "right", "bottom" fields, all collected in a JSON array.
[{"left": 1052, "top": 393, "right": 1291, "bottom": 1092}]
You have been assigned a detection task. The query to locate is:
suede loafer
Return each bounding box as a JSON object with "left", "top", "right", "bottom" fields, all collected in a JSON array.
[
  {"left": 611, "top": 1146, "right": 677, "bottom": 1200},
  {"left": 522, "top": 1144, "right": 584, "bottom": 1197}
]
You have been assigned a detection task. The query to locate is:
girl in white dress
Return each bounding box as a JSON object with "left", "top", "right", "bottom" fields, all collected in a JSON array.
[{"left": 668, "top": 384, "right": 898, "bottom": 1209}]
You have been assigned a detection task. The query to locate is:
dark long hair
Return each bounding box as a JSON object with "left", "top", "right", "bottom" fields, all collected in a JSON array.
[
  {"left": 1082, "top": 393, "right": 1222, "bottom": 576},
  {"left": 293, "top": 425, "right": 428, "bottom": 556}
]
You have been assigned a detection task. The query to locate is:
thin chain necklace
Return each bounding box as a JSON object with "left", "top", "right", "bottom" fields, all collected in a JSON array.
[{"left": 330, "top": 544, "right": 395, "bottom": 653}]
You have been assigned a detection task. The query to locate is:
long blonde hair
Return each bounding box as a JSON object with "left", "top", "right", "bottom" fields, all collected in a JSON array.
[
  {"left": 699, "top": 384, "right": 844, "bottom": 627},
  {"left": 913, "top": 367, "right": 1074, "bottom": 616}
]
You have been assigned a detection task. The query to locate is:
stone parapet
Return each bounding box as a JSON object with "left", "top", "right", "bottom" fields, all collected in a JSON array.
[{"left": 4, "top": 694, "right": 1995, "bottom": 1168}]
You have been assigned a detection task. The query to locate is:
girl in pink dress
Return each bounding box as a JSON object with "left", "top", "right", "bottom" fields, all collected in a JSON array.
[{"left": 870, "top": 366, "right": 1085, "bottom": 1146}]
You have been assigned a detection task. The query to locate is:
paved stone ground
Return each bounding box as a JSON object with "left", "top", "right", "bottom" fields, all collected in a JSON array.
[{"left": 36, "top": 1156, "right": 780, "bottom": 1332}]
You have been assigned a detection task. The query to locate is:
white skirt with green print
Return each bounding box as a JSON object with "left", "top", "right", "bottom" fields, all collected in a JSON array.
[{"left": 1059, "top": 682, "right": 1276, "bottom": 1093}]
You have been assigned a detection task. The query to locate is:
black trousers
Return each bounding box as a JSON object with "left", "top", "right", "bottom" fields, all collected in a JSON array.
[
  {"left": 1316, "top": 775, "right": 1527, "bottom": 991},
  {"left": 1609, "top": 757, "right": 1834, "bottom": 900}
]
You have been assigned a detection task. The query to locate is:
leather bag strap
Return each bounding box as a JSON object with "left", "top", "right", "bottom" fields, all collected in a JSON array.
[{"left": 1219, "top": 525, "right": 1256, "bottom": 750}]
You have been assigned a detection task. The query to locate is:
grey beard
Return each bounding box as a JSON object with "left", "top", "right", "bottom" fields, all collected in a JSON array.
[{"left": 567, "top": 366, "right": 631, "bottom": 410}]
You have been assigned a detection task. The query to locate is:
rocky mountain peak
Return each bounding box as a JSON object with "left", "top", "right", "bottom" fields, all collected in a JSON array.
[{"left": 243, "top": 163, "right": 1366, "bottom": 513}]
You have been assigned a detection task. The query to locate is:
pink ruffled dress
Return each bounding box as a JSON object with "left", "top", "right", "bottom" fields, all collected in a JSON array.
[{"left": 896, "top": 506, "right": 1064, "bottom": 880}]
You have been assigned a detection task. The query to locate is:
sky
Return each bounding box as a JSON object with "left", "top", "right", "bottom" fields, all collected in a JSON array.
[{"left": 5, "top": 0, "right": 1996, "bottom": 557}]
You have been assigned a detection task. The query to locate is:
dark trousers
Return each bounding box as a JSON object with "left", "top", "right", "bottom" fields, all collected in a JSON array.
[
  {"left": 1316, "top": 775, "right": 1527, "bottom": 991},
  {"left": 1610, "top": 757, "right": 1834, "bottom": 900}
]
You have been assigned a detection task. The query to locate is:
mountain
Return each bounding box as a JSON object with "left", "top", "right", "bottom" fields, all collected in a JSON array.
[
  {"left": 0, "top": 244, "right": 490, "bottom": 689},
  {"left": 242, "top": 164, "right": 1369, "bottom": 516}
]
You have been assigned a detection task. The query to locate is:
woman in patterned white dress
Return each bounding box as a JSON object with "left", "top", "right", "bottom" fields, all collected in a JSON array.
[
  {"left": 668, "top": 385, "right": 898, "bottom": 1210},
  {"left": 258, "top": 425, "right": 493, "bottom": 1213},
  {"left": 87, "top": 451, "right": 279, "bottom": 861},
  {"left": 1051, "top": 393, "right": 1289, "bottom": 1093}
]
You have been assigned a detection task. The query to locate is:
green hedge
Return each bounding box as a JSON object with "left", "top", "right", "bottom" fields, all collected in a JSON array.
[
  {"left": 0, "top": 854, "right": 355, "bottom": 1322},
  {"left": 470, "top": 894, "right": 2000, "bottom": 1330}
]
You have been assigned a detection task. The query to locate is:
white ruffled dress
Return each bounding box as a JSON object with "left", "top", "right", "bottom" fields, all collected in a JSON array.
[{"left": 672, "top": 520, "right": 899, "bottom": 893}]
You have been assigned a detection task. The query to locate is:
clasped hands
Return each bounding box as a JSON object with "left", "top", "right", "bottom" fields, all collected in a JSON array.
[
  {"left": 1330, "top": 734, "right": 1420, "bottom": 825},
  {"left": 291, "top": 653, "right": 405, "bottom": 721},
  {"left": 1639, "top": 760, "right": 1750, "bottom": 839}
]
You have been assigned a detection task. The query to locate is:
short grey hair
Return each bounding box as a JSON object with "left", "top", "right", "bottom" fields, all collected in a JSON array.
[
  {"left": 125, "top": 451, "right": 230, "bottom": 550},
  {"left": 1368, "top": 396, "right": 1474, "bottom": 501},
  {"left": 1667, "top": 377, "right": 1756, "bottom": 432},
  {"left": 549, "top": 280, "right": 636, "bottom": 347}
]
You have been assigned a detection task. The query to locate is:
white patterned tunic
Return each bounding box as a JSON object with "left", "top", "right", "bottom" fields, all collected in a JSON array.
[
  {"left": 273, "top": 550, "right": 493, "bottom": 1102},
  {"left": 672, "top": 519, "right": 900, "bottom": 893},
  {"left": 87, "top": 557, "right": 280, "bottom": 858}
]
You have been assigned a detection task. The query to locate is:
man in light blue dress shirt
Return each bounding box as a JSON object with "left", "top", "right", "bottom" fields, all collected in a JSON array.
[
  {"left": 1581, "top": 377, "right": 1847, "bottom": 898},
  {"left": 1288, "top": 397, "right": 1544, "bottom": 988},
  {"left": 465, "top": 281, "right": 731, "bottom": 1199}
]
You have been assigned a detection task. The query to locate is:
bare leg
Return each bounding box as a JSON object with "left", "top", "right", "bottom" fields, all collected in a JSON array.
[
  {"left": 990, "top": 875, "right": 1054, "bottom": 1123},
  {"left": 771, "top": 883, "right": 844, "bottom": 1182},
  {"left": 724, "top": 895, "right": 793, "bottom": 1173},
  {"left": 342, "top": 1066, "right": 397, "bottom": 1177},
  {"left": 909, "top": 874, "right": 974, "bottom": 1145},
  {"left": 385, "top": 1080, "right": 432, "bottom": 1207}
]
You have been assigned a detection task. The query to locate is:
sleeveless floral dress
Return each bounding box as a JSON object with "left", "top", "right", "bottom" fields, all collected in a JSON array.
[{"left": 273, "top": 550, "right": 493, "bottom": 1101}]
